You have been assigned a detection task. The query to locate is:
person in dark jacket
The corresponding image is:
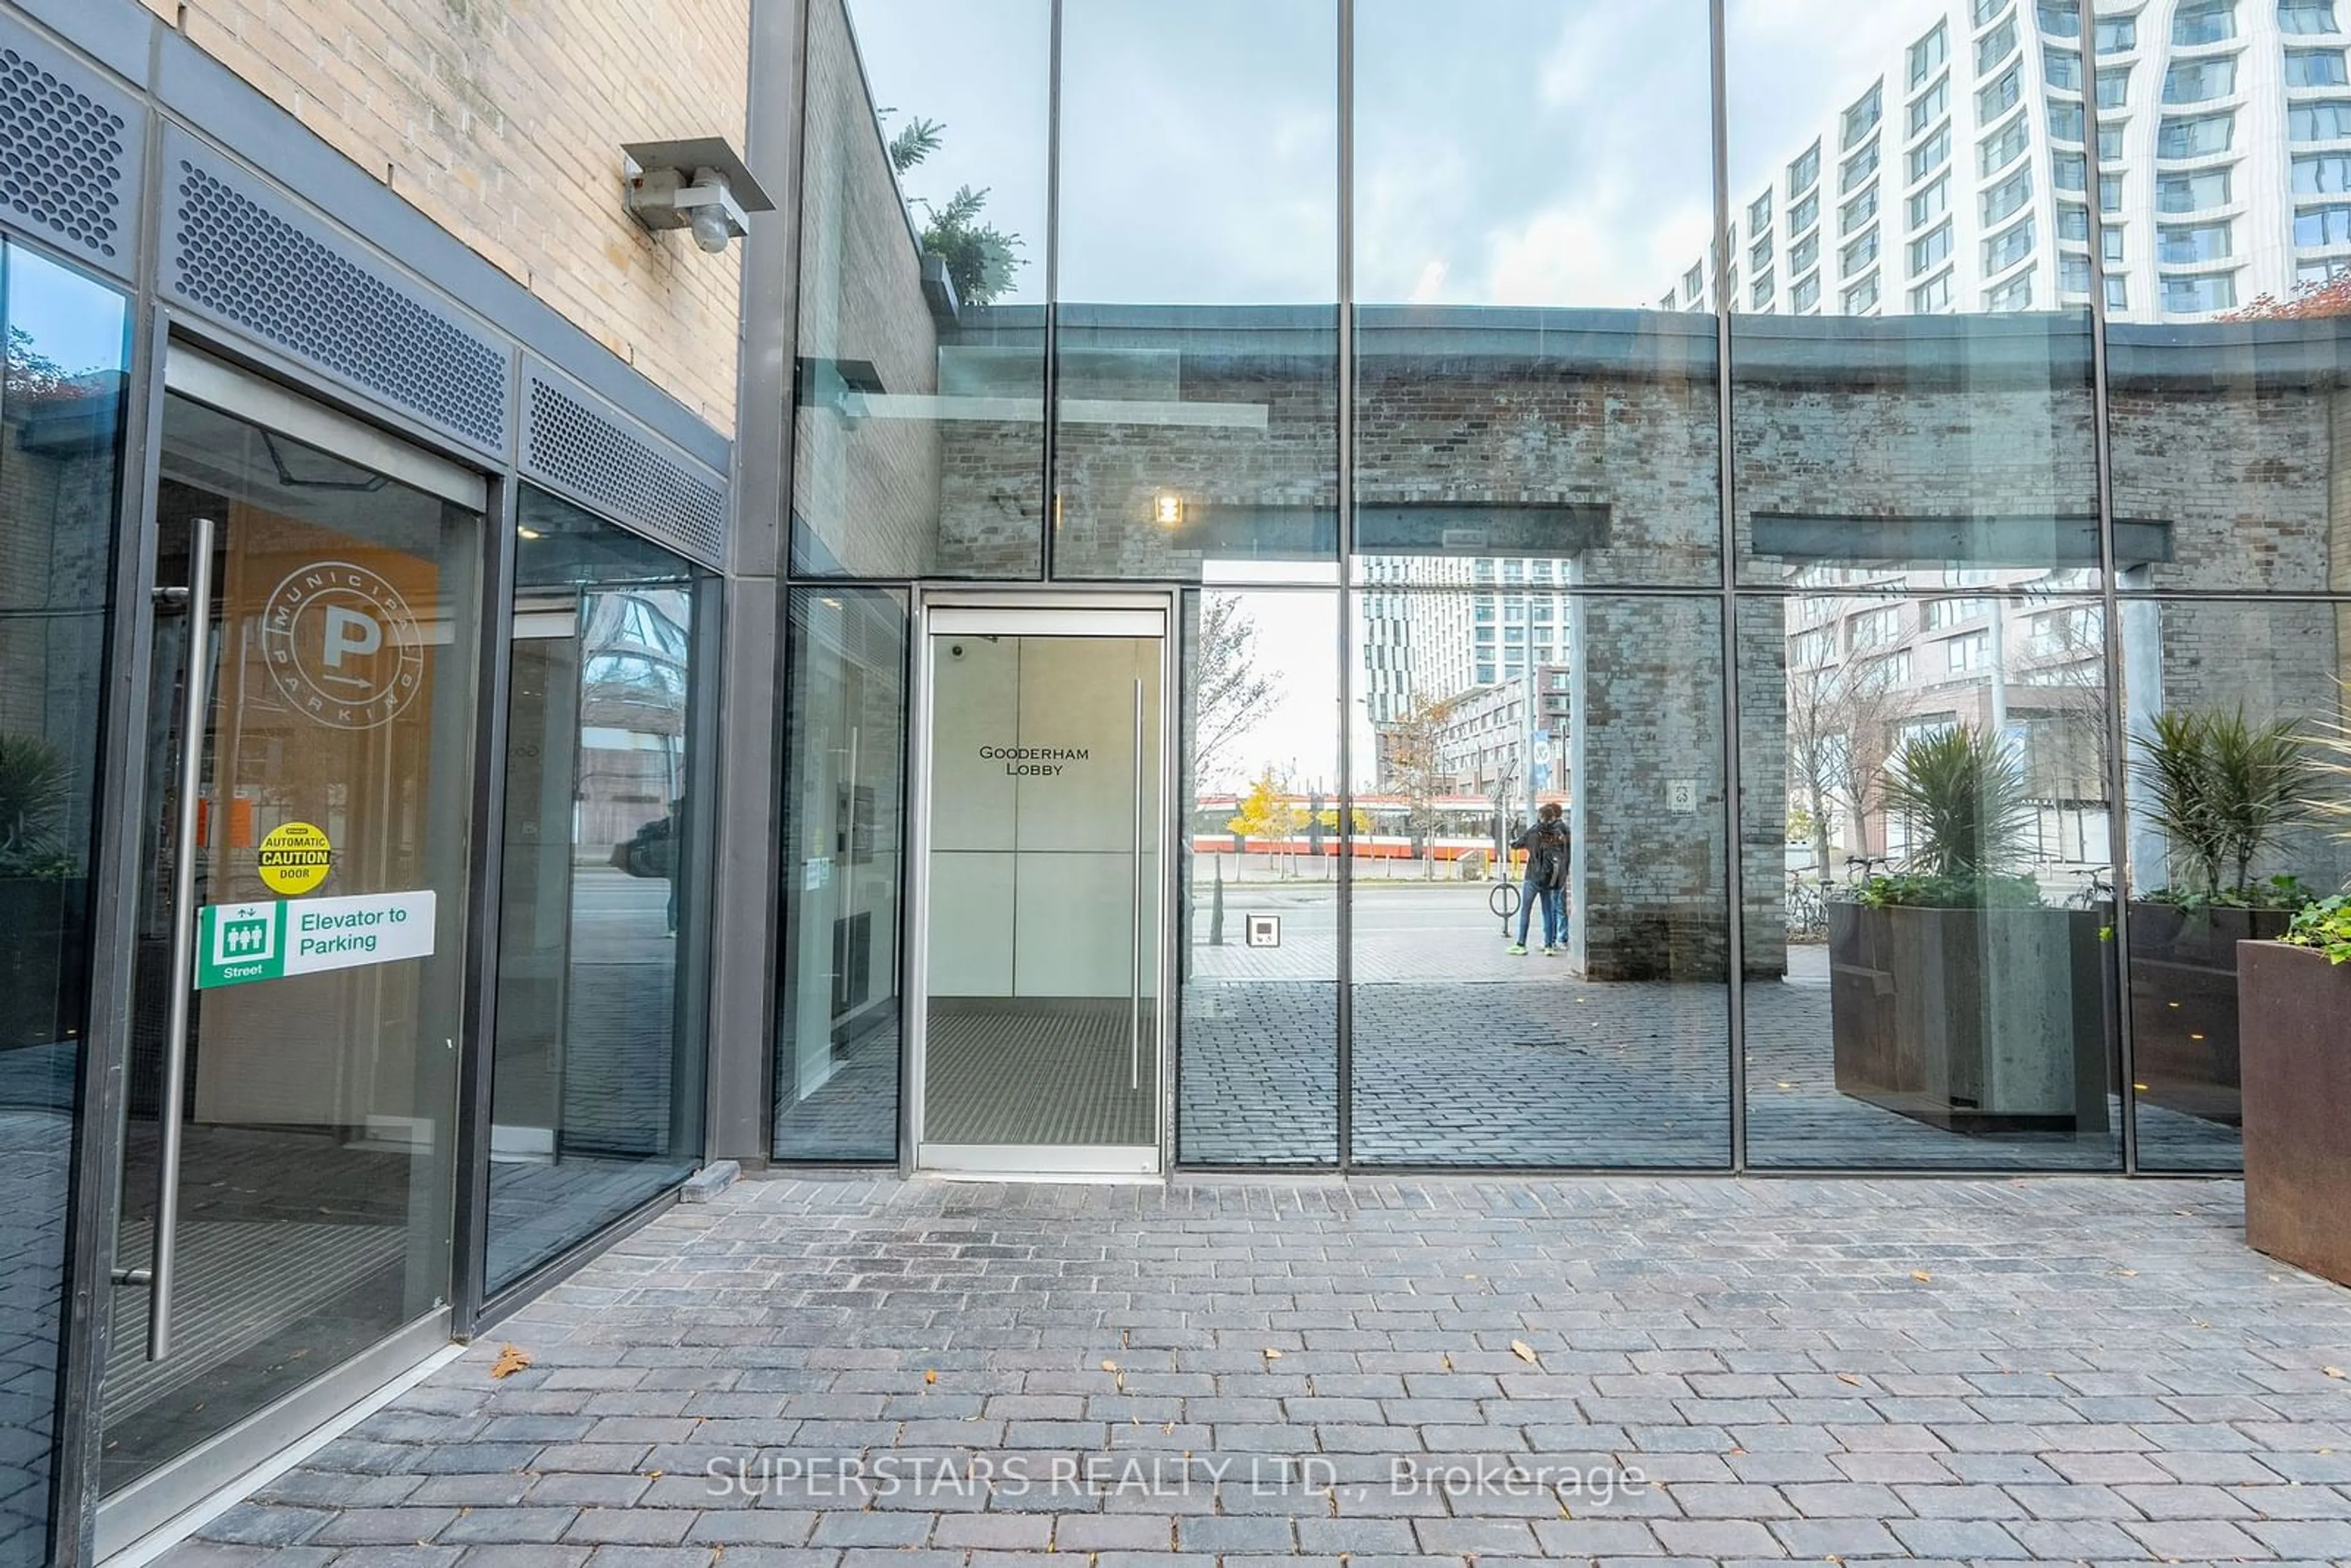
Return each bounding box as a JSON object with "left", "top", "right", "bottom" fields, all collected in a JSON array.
[{"left": 1509, "top": 801, "right": 1571, "bottom": 956}]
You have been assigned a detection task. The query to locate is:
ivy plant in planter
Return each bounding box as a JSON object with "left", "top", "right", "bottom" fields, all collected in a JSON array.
[
  {"left": 2237, "top": 707, "right": 2351, "bottom": 1288},
  {"left": 1830, "top": 726, "right": 2110, "bottom": 1134},
  {"left": 2126, "top": 707, "right": 2314, "bottom": 1127},
  {"left": 0, "top": 732, "right": 84, "bottom": 1051}
]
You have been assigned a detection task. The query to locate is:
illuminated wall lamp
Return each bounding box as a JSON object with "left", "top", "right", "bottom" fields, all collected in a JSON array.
[
  {"left": 623, "top": 137, "right": 774, "bottom": 254},
  {"left": 1153, "top": 492, "right": 1185, "bottom": 528}
]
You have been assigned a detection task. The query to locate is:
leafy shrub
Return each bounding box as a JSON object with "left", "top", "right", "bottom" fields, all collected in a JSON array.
[{"left": 2286, "top": 895, "right": 2351, "bottom": 964}]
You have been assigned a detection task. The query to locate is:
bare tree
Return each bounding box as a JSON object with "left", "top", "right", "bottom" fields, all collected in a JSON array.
[
  {"left": 1382, "top": 693, "right": 1461, "bottom": 880},
  {"left": 1783, "top": 596, "right": 1915, "bottom": 882},
  {"left": 1193, "top": 596, "right": 1280, "bottom": 791}
]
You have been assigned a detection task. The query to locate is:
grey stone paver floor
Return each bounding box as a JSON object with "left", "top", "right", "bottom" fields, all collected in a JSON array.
[{"left": 160, "top": 1172, "right": 2351, "bottom": 1568}]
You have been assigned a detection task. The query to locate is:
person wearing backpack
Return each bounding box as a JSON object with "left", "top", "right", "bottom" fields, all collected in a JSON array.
[{"left": 1508, "top": 801, "right": 1571, "bottom": 956}]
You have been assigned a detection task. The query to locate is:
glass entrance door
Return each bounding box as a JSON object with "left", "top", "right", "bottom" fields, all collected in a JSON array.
[
  {"left": 917, "top": 608, "right": 1166, "bottom": 1172},
  {"left": 98, "top": 364, "right": 482, "bottom": 1536}
]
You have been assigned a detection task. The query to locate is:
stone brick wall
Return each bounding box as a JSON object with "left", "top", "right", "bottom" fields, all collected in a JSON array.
[
  {"left": 171, "top": 0, "right": 748, "bottom": 428},
  {"left": 2110, "top": 388, "right": 2334, "bottom": 593}
]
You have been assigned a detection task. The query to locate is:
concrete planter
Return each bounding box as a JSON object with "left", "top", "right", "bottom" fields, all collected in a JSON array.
[
  {"left": 1830, "top": 901, "right": 2110, "bottom": 1133},
  {"left": 2128, "top": 902, "right": 2296, "bottom": 1128},
  {"left": 2239, "top": 941, "right": 2351, "bottom": 1288}
]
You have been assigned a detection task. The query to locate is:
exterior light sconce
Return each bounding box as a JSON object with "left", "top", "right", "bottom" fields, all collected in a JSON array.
[
  {"left": 622, "top": 137, "right": 774, "bottom": 254},
  {"left": 1153, "top": 492, "right": 1185, "bottom": 528}
]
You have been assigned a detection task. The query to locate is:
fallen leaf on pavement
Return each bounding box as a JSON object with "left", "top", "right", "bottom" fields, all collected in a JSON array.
[
  {"left": 1101, "top": 1360, "right": 1119, "bottom": 1373},
  {"left": 1837, "top": 1373, "right": 1862, "bottom": 1387},
  {"left": 1510, "top": 1340, "right": 1539, "bottom": 1365},
  {"left": 1263, "top": 1348, "right": 1283, "bottom": 1360},
  {"left": 489, "top": 1344, "right": 531, "bottom": 1378},
  {"left": 1911, "top": 1271, "right": 1932, "bottom": 1283},
  {"left": 924, "top": 1369, "right": 938, "bottom": 1385}
]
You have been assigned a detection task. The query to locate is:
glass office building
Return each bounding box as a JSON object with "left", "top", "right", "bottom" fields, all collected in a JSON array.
[{"left": 4, "top": 0, "right": 2350, "bottom": 1561}]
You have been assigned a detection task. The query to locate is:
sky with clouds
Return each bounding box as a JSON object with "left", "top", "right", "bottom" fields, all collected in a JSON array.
[{"left": 850, "top": 0, "right": 1944, "bottom": 310}]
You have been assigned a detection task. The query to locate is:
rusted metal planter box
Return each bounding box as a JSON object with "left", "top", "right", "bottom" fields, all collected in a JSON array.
[{"left": 2240, "top": 941, "right": 2351, "bottom": 1289}]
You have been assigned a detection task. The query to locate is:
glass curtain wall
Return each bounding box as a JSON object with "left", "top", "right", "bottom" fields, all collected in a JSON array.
[
  {"left": 1051, "top": 0, "right": 1340, "bottom": 580},
  {"left": 1347, "top": 0, "right": 1730, "bottom": 1166},
  {"left": 2099, "top": 14, "right": 2351, "bottom": 1170},
  {"left": 790, "top": 0, "right": 1050, "bottom": 579},
  {"left": 0, "top": 246, "right": 129, "bottom": 1567},
  {"left": 778, "top": 0, "right": 2351, "bottom": 1173},
  {"left": 775, "top": 588, "right": 907, "bottom": 1160},
  {"left": 1727, "top": 0, "right": 2121, "bottom": 1169},
  {"left": 1177, "top": 588, "right": 1341, "bottom": 1163},
  {"left": 486, "top": 489, "right": 710, "bottom": 1292}
]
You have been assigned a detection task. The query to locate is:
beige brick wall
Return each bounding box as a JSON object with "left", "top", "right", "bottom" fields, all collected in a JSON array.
[{"left": 168, "top": 0, "right": 750, "bottom": 430}]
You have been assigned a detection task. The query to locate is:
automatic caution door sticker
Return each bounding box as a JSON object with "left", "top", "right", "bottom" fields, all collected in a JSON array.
[{"left": 256, "top": 821, "right": 334, "bottom": 895}]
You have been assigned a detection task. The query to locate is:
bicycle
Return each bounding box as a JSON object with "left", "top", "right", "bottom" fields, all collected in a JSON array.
[
  {"left": 2066, "top": 865, "right": 2117, "bottom": 911},
  {"left": 1785, "top": 872, "right": 1828, "bottom": 942},
  {"left": 1843, "top": 853, "right": 1892, "bottom": 885}
]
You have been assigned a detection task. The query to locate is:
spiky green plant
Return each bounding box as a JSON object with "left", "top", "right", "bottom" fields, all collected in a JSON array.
[
  {"left": 0, "top": 732, "right": 70, "bottom": 876},
  {"left": 1878, "top": 725, "right": 2033, "bottom": 880},
  {"left": 2306, "top": 679, "right": 2351, "bottom": 891},
  {"left": 2208, "top": 706, "right": 2315, "bottom": 893},
  {"left": 2131, "top": 705, "right": 2312, "bottom": 902}
]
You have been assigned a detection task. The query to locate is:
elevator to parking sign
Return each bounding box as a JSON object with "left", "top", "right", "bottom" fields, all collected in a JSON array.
[{"left": 195, "top": 890, "right": 437, "bottom": 989}]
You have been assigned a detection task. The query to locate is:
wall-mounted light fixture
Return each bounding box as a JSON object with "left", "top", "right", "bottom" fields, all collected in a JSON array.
[
  {"left": 1153, "top": 492, "right": 1185, "bottom": 528},
  {"left": 622, "top": 137, "right": 774, "bottom": 254}
]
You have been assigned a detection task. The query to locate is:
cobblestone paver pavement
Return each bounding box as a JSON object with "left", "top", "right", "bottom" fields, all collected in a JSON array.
[{"left": 159, "top": 1173, "right": 2351, "bottom": 1568}]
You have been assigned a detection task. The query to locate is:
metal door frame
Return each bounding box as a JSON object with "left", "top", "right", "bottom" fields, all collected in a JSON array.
[{"left": 904, "top": 588, "right": 1177, "bottom": 1177}]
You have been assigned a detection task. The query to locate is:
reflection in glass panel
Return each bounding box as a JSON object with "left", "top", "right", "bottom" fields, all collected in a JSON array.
[
  {"left": 790, "top": 0, "right": 1049, "bottom": 578},
  {"left": 1352, "top": 0, "right": 1720, "bottom": 587},
  {"left": 1051, "top": 0, "right": 1338, "bottom": 579},
  {"left": 2121, "top": 601, "right": 2351, "bottom": 1168},
  {"left": 487, "top": 489, "right": 708, "bottom": 1293},
  {"left": 0, "top": 246, "right": 127, "bottom": 1567},
  {"left": 2102, "top": 27, "right": 2351, "bottom": 594},
  {"left": 1348, "top": 590, "right": 1730, "bottom": 1167},
  {"left": 1729, "top": 0, "right": 2098, "bottom": 583},
  {"left": 1742, "top": 589, "right": 2123, "bottom": 1169},
  {"left": 776, "top": 589, "right": 906, "bottom": 1160},
  {"left": 1177, "top": 590, "right": 1339, "bottom": 1164}
]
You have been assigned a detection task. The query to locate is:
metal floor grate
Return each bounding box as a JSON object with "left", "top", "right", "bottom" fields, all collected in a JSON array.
[
  {"left": 103, "top": 1218, "right": 407, "bottom": 1424},
  {"left": 925, "top": 1002, "right": 1158, "bottom": 1146}
]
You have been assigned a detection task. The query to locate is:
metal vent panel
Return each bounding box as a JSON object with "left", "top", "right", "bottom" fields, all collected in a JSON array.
[
  {"left": 0, "top": 18, "right": 142, "bottom": 280},
  {"left": 160, "top": 133, "right": 508, "bottom": 455},
  {"left": 521, "top": 362, "right": 727, "bottom": 567}
]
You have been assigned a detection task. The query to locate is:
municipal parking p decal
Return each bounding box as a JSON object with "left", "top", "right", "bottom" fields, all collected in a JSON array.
[{"left": 261, "top": 561, "right": 424, "bottom": 730}]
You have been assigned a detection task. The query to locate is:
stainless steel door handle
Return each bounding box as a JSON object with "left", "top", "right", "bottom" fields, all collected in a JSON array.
[
  {"left": 148, "top": 514, "right": 216, "bottom": 1361},
  {"left": 1130, "top": 675, "right": 1144, "bottom": 1092}
]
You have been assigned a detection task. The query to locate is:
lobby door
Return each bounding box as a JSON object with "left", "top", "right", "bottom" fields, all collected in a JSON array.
[
  {"left": 912, "top": 603, "right": 1169, "bottom": 1174},
  {"left": 96, "top": 350, "right": 484, "bottom": 1549}
]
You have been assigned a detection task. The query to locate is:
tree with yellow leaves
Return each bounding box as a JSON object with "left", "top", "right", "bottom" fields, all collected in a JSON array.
[{"left": 1226, "top": 767, "right": 1308, "bottom": 876}]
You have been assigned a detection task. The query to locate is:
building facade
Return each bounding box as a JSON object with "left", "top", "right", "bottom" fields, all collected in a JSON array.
[
  {"left": 1687, "top": 0, "right": 2351, "bottom": 320},
  {"left": 2, "top": 0, "right": 2351, "bottom": 1563}
]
